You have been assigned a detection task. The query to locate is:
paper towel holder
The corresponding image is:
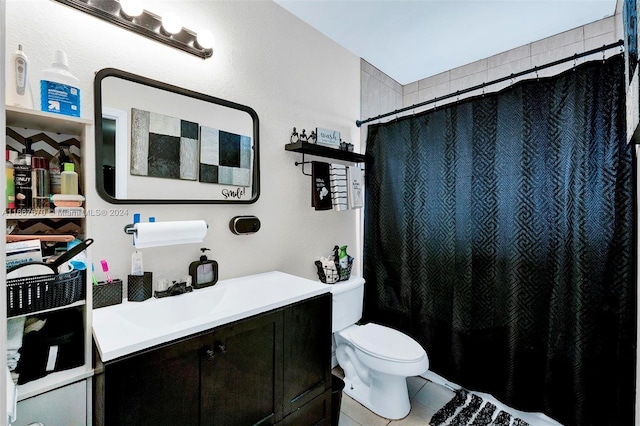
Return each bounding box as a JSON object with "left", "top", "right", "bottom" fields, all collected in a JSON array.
[{"left": 123, "top": 222, "right": 209, "bottom": 235}]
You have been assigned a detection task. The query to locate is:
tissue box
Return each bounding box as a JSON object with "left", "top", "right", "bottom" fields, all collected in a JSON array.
[{"left": 93, "top": 279, "right": 123, "bottom": 309}]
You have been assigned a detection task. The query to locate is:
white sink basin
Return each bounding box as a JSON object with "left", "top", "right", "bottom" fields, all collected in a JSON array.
[
  {"left": 93, "top": 271, "right": 333, "bottom": 362},
  {"left": 116, "top": 286, "right": 232, "bottom": 330}
]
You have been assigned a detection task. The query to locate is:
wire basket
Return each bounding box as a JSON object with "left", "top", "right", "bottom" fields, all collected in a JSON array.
[
  {"left": 7, "top": 270, "right": 85, "bottom": 317},
  {"left": 315, "top": 256, "right": 353, "bottom": 284}
]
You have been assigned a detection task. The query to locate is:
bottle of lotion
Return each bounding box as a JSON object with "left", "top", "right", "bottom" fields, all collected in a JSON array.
[{"left": 6, "top": 44, "right": 34, "bottom": 109}]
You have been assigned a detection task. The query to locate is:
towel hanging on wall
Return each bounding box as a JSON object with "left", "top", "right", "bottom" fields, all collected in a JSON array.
[
  {"left": 311, "top": 162, "right": 333, "bottom": 210},
  {"left": 330, "top": 164, "right": 348, "bottom": 211},
  {"left": 347, "top": 166, "right": 364, "bottom": 209}
]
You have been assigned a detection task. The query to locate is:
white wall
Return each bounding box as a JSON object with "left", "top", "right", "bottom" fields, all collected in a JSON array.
[{"left": 5, "top": 0, "right": 362, "bottom": 286}]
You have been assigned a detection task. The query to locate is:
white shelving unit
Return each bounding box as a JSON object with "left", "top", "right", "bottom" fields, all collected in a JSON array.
[{"left": 5, "top": 105, "right": 93, "bottom": 424}]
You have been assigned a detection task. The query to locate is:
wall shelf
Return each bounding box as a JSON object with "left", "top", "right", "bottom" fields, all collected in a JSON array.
[
  {"left": 5, "top": 105, "right": 94, "bottom": 424},
  {"left": 285, "top": 141, "right": 367, "bottom": 163}
]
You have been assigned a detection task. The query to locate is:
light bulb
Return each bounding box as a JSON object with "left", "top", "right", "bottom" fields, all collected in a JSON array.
[
  {"left": 162, "top": 12, "right": 182, "bottom": 35},
  {"left": 196, "top": 29, "right": 215, "bottom": 50},
  {"left": 120, "top": 0, "right": 143, "bottom": 19}
]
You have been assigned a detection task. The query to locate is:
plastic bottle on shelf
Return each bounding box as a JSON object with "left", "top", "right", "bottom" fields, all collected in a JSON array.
[
  {"left": 14, "top": 139, "right": 33, "bottom": 210},
  {"left": 339, "top": 245, "right": 349, "bottom": 269},
  {"left": 49, "top": 142, "right": 81, "bottom": 196},
  {"left": 61, "top": 162, "right": 78, "bottom": 195},
  {"left": 40, "top": 50, "right": 80, "bottom": 117},
  {"left": 6, "top": 150, "right": 15, "bottom": 211},
  {"left": 31, "top": 157, "right": 50, "bottom": 212}
]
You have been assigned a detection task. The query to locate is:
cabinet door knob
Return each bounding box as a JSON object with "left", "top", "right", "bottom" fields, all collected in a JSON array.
[
  {"left": 202, "top": 346, "right": 216, "bottom": 359},
  {"left": 215, "top": 343, "right": 226, "bottom": 354}
]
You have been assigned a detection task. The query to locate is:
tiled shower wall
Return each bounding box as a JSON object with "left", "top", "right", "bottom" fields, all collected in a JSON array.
[{"left": 360, "top": 3, "right": 622, "bottom": 145}]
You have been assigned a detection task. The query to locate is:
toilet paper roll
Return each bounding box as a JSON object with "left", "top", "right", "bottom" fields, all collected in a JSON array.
[{"left": 133, "top": 220, "right": 208, "bottom": 249}]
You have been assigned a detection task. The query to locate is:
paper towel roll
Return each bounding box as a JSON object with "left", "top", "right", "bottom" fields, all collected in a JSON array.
[{"left": 133, "top": 220, "right": 208, "bottom": 249}]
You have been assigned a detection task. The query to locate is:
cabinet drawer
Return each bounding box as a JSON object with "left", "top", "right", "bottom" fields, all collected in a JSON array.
[
  {"left": 12, "top": 380, "right": 87, "bottom": 426},
  {"left": 280, "top": 388, "right": 331, "bottom": 426}
]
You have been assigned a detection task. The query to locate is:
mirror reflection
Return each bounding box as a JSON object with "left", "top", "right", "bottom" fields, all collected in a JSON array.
[{"left": 94, "top": 68, "right": 260, "bottom": 204}]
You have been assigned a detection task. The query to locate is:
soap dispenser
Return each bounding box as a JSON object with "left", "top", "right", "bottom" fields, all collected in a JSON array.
[{"left": 189, "top": 248, "right": 218, "bottom": 289}]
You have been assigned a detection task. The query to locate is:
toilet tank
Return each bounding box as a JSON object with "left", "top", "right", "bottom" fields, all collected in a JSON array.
[{"left": 329, "top": 277, "right": 365, "bottom": 332}]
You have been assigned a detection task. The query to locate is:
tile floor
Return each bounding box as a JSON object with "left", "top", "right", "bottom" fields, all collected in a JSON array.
[{"left": 333, "top": 368, "right": 455, "bottom": 426}]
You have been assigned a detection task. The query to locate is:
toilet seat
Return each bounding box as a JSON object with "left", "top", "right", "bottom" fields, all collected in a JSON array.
[{"left": 350, "top": 323, "right": 425, "bottom": 363}]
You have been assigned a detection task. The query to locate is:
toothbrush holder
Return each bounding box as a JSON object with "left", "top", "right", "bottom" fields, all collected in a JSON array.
[
  {"left": 93, "top": 279, "right": 123, "bottom": 309},
  {"left": 128, "top": 272, "right": 153, "bottom": 302}
]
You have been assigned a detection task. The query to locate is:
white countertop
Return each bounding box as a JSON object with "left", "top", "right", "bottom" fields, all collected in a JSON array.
[{"left": 92, "top": 271, "right": 331, "bottom": 362}]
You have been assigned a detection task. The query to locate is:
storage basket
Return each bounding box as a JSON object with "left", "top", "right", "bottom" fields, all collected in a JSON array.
[
  {"left": 7, "top": 269, "right": 85, "bottom": 317},
  {"left": 93, "top": 279, "right": 123, "bottom": 309},
  {"left": 315, "top": 256, "right": 353, "bottom": 284},
  {"left": 128, "top": 272, "right": 152, "bottom": 302}
]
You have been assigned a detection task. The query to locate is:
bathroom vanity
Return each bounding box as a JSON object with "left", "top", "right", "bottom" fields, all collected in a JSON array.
[{"left": 92, "top": 271, "right": 333, "bottom": 425}]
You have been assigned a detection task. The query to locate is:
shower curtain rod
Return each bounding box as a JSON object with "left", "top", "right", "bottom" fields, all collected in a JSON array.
[{"left": 356, "top": 40, "right": 624, "bottom": 127}]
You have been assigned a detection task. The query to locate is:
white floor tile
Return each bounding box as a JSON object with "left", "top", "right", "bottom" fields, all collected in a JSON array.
[
  {"left": 338, "top": 411, "right": 364, "bottom": 426},
  {"left": 389, "top": 400, "right": 435, "bottom": 425},
  {"left": 413, "top": 379, "right": 455, "bottom": 410},
  {"left": 341, "top": 394, "right": 390, "bottom": 426},
  {"left": 406, "top": 376, "right": 427, "bottom": 399}
]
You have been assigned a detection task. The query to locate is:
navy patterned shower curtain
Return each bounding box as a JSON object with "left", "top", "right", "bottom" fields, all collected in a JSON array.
[{"left": 363, "top": 55, "right": 636, "bottom": 425}]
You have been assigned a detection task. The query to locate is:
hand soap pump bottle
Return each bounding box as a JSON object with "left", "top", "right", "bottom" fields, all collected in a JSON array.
[{"left": 189, "top": 248, "right": 218, "bottom": 289}]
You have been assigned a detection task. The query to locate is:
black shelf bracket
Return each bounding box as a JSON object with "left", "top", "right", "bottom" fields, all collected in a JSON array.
[{"left": 294, "top": 152, "right": 313, "bottom": 176}]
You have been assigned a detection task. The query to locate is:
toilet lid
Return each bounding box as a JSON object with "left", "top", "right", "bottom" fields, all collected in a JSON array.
[{"left": 350, "top": 323, "right": 425, "bottom": 363}]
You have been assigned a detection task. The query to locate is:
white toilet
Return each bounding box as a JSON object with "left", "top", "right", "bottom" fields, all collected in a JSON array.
[{"left": 329, "top": 277, "right": 429, "bottom": 420}]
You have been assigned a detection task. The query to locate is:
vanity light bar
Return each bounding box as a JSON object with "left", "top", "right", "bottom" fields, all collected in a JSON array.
[{"left": 52, "top": 0, "right": 213, "bottom": 59}]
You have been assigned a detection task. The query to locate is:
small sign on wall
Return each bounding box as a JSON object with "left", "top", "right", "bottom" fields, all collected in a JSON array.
[{"left": 316, "top": 127, "right": 341, "bottom": 148}]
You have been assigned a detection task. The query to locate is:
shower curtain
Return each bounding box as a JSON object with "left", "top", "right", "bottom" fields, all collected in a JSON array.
[{"left": 363, "top": 55, "right": 635, "bottom": 425}]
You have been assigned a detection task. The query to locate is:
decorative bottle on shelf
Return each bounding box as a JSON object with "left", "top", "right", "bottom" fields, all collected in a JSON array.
[
  {"left": 31, "top": 157, "right": 50, "bottom": 212},
  {"left": 6, "top": 150, "right": 15, "bottom": 211},
  {"left": 61, "top": 162, "right": 78, "bottom": 195}
]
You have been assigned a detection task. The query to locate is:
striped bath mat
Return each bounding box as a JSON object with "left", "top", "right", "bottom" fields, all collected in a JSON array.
[{"left": 430, "top": 389, "right": 530, "bottom": 426}]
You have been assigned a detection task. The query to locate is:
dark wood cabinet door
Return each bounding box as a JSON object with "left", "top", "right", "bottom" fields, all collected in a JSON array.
[
  {"left": 103, "top": 333, "right": 208, "bottom": 426},
  {"left": 283, "top": 294, "right": 332, "bottom": 416},
  {"left": 201, "top": 310, "right": 284, "bottom": 425}
]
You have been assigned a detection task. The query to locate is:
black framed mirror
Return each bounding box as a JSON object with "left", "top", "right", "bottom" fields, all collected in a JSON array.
[{"left": 94, "top": 68, "right": 260, "bottom": 204}]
